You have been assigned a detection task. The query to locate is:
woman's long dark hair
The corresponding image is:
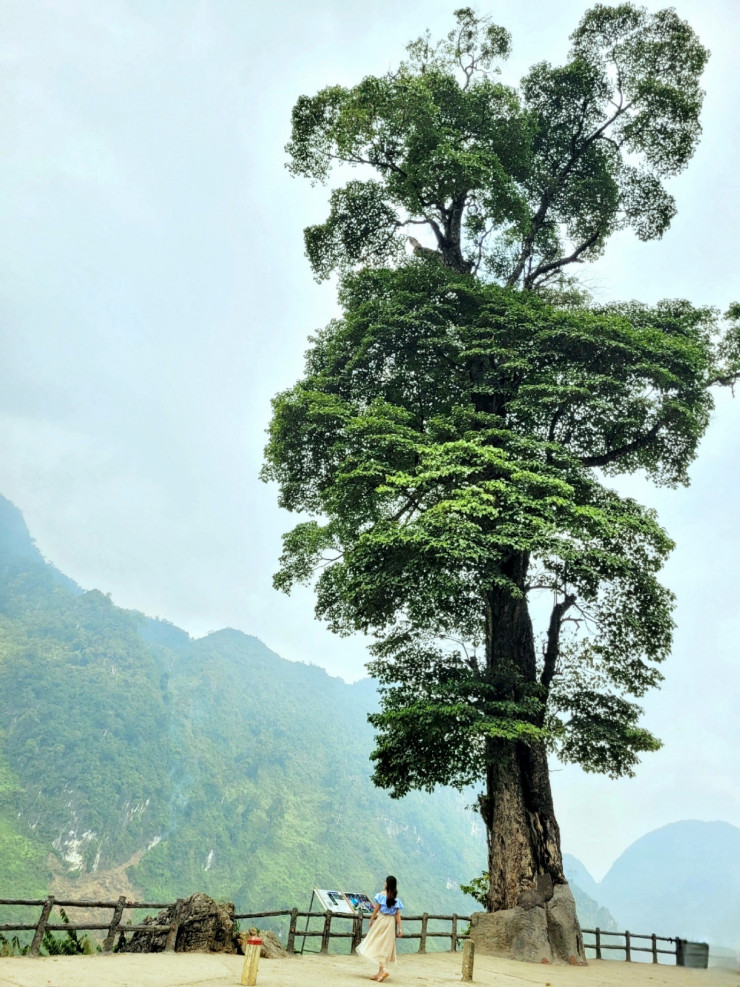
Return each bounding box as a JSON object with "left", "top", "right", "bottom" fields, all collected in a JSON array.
[{"left": 385, "top": 875, "right": 398, "bottom": 909}]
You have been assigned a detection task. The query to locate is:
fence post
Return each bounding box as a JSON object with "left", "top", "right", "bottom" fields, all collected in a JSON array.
[
  {"left": 450, "top": 913, "right": 458, "bottom": 952},
  {"left": 419, "top": 913, "right": 428, "bottom": 953},
  {"left": 624, "top": 930, "right": 631, "bottom": 962},
  {"left": 103, "top": 895, "right": 127, "bottom": 952},
  {"left": 594, "top": 927, "right": 602, "bottom": 960},
  {"left": 165, "top": 898, "right": 184, "bottom": 952},
  {"left": 351, "top": 912, "right": 363, "bottom": 954},
  {"left": 320, "top": 910, "right": 332, "bottom": 954},
  {"left": 240, "top": 936, "right": 262, "bottom": 987},
  {"left": 651, "top": 933, "right": 658, "bottom": 964},
  {"left": 29, "top": 896, "right": 55, "bottom": 956},
  {"left": 287, "top": 907, "right": 299, "bottom": 954}
]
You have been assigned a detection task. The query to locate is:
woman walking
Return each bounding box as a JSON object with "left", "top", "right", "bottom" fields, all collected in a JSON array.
[{"left": 356, "top": 875, "right": 403, "bottom": 982}]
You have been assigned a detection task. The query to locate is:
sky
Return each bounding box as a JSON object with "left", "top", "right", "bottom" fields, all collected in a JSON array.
[{"left": 0, "top": 0, "right": 738, "bottom": 882}]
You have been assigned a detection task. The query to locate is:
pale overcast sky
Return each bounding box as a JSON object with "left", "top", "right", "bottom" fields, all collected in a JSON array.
[{"left": 1, "top": 0, "right": 738, "bottom": 880}]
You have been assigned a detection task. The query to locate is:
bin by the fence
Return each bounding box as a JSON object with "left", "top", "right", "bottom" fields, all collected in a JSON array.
[{"left": 676, "top": 939, "right": 708, "bottom": 968}]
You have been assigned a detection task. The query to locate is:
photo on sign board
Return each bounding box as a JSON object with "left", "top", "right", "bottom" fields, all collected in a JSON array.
[{"left": 345, "top": 892, "right": 374, "bottom": 913}]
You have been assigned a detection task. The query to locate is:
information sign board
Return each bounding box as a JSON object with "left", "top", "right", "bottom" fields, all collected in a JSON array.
[{"left": 314, "top": 889, "right": 354, "bottom": 913}]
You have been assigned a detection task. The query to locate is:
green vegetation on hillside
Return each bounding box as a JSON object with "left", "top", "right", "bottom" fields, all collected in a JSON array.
[{"left": 0, "top": 495, "right": 482, "bottom": 917}]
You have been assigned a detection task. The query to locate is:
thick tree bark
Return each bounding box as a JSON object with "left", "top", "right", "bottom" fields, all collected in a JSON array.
[
  {"left": 485, "top": 740, "right": 564, "bottom": 911},
  {"left": 482, "top": 552, "right": 565, "bottom": 911}
]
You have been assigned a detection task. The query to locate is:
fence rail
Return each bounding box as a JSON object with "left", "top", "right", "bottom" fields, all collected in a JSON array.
[
  {"left": 582, "top": 927, "right": 678, "bottom": 963},
  {"left": 0, "top": 896, "right": 184, "bottom": 956},
  {"left": 244, "top": 908, "right": 469, "bottom": 955},
  {"left": 0, "top": 897, "right": 468, "bottom": 958},
  {"left": 1, "top": 898, "right": 702, "bottom": 967}
]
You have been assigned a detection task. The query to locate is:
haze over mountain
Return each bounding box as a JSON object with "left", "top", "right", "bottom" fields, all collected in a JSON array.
[
  {"left": 599, "top": 821, "right": 740, "bottom": 946},
  {"left": 0, "top": 493, "right": 485, "bottom": 915},
  {"left": 564, "top": 823, "right": 740, "bottom": 950},
  {"left": 0, "top": 493, "right": 736, "bottom": 957}
]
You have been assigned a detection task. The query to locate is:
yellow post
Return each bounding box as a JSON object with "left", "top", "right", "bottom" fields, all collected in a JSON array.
[{"left": 240, "top": 936, "right": 262, "bottom": 986}]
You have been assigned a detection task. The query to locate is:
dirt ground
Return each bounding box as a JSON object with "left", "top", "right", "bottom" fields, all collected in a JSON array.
[{"left": 0, "top": 951, "right": 737, "bottom": 987}]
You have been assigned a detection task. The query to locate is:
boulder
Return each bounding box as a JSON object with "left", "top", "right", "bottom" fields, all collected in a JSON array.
[
  {"left": 117, "top": 893, "right": 238, "bottom": 953},
  {"left": 470, "top": 881, "right": 587, "bottom": 966},
  {"left": 239, "top": 929, "right": 289, "bottom": 958},
  {"left": 546, "top": 884, "right": 586, "bottom": 964}
]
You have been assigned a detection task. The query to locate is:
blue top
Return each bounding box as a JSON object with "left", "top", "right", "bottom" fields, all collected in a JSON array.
[{"left": 375, "top": 892, "right": 403, "bottom": 915}]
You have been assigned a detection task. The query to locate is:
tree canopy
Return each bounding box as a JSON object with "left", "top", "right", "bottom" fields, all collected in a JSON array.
[
  {"left": 266, "top": 4, "right": 739, "bottom": 918},
  {"left": 263, "top": 263, "right": 739, "bottom": 792},
  {"left": 287, "top": 5, "right": 709, "bottom": 288}
]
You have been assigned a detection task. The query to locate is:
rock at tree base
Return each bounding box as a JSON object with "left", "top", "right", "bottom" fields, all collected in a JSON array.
[
  {"left": 118, "top": 893, "right": 238, "bottom": 953},
  {"left": 470, "top": 883, "right": 587, "bottom": 965}
]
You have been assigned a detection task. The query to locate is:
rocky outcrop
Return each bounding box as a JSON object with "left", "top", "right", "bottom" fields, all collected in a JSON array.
[
  {"left": 469, "top": 881, "right": 587, "bottom": 965},
  {"left": 117, "top": 893, "right": 238, "bottom": 953},
  {"left": 239, "top": 929, "right": 288, "bottom": 958}
]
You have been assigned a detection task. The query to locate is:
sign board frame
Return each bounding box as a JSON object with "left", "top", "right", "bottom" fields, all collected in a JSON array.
[{"left": 313, "top": 888, "right": 355, "bottom": 914}]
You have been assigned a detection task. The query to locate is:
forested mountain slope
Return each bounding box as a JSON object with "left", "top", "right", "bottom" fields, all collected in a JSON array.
[
  {"left": 564, "top": 824, "right": 740, "bottom": 949},
  {"left": 598, "top": 821, "right": 740, "bottom": 946},
  {"left": 0, "top": 495, "right": 483, "bottom": 913}
]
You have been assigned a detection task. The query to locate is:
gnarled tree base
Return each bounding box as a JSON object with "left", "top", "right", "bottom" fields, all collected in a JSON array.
[{"left": 469, "top": 881, "right": 587, "bottom": 965}]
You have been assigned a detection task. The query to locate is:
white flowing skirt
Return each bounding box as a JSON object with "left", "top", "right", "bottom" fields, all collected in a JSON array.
[{"left": 356, "top": 912, "right": 397, "bottom": 965}]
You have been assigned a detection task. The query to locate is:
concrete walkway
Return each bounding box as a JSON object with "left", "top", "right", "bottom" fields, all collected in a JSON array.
[{"left": 0, "top": 951, "right": 736, "bottom": 987}]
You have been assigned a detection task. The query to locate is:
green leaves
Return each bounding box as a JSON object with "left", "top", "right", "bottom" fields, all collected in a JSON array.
[
  {"left": 286, "top": 5, "right": 709, "bottom": 289},
  {"left": 551, "top": 689, "right": 662, "bottom": 778},
  {"left": 570, "top": 5, "right": 708, "bottom": 175},
  {"left": 367, "top": 641, "right": 547, "bottom": 797},
  {"left": 271, "top": 6, "right": 727, "bottom": 816},
  {"left": 263, "top": 263, "right": 735, "bottom": 790},
  {"left": 304, "top": 181, "right": 406, "bottom": 281}
]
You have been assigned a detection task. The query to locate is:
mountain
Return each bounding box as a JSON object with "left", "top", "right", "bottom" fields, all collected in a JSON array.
[
  {"left": 563, "top": 855, "right": 617, "bottom": 932},
  {"left": 0, "top": 494, "right": 484, "bottom": 916},
  {"left": 599, "top": 821, "right": 740, "bottom": 946},
  {"left": 563, "top": 823, "right": 740, "bottom": 949}
]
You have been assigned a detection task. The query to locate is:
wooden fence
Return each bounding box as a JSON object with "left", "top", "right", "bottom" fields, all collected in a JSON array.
[
  {"left": 0, "top": 896, "right": 183, "bottom": 956},
  {"left": 0, "top": 897, "right": 468, "bottom": 957},
  {"left": 1, "top": 898, "right": 700, "bottom": 967},
  {"left": 582, "top": 927, "right": 679, "bottom": 963},
  {"left": 273, "top": 909, "right": 469, "bottom": 954}
]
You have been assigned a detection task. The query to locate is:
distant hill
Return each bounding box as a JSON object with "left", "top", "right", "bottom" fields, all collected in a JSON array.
[
  {"left": 563, "top": 853, "right": 601, "bottom": 902},
  {"left": 0, "top": 494, "right": 484, "bottom": 916},
  {"left": 563, "top": 855, "right": 617, "bottom": 931},
  {"left": 599, "top": 821, "right": 740, "bottom": 946},
  {"left": 564, "top": 824, "right": 740, "bottom": 949}
]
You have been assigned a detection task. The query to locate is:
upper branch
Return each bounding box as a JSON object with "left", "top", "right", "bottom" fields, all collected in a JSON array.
[
  {"left": 525, "top": 229, "right": 601, "bottom": 289},
  {"left": 541, "top": 592, "right": 576, "bottom": 690},
  {"left": 581, "top": 423, "right": 661, "bottom": 468}
]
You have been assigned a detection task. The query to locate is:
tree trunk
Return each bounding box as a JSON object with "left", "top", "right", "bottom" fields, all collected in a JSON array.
[
  {"left": 472, "top": 557, "right": 585, "bottom": 965},
  {"left": 486, "top": 739, "right": 564, "bottom": 911},
  {"left": 482, "top": 552, "right": 564, "bottom": 907}
]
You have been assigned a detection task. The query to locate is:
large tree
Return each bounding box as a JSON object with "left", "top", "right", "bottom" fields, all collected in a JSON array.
[{"left": 263, "top": 4, "right": 739, "bottom": 945}]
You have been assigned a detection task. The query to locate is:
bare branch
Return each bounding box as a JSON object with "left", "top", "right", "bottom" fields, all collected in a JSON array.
[
  {"left": 526, "top": 229, "right": 602, "bottom": 288},
  {"left": 541, "top": 592, "right": 577, "bottom": 689},
  {"left": 581, "top": 422, "right": 661, "bottom": 468}
]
